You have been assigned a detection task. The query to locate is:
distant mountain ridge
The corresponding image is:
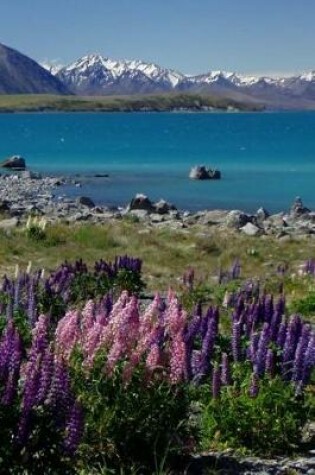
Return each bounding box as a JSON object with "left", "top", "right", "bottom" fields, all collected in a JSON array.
[
  {"left": 52, "top": 53, "right": 315, "bottom": 108},
  {"left": 0, "top": 43, "right": 69, "bottom": 95}
]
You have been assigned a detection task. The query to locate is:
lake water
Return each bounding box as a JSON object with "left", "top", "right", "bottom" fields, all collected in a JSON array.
[{"left": 0, "top": 111, "right": 315, "bottom": 213}]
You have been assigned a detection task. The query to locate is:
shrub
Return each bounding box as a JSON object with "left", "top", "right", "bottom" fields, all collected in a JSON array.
[
  {"left": 73, "top": 357, "right": 195, "bottom": 471},
  {"left": 200, "top": 366, "right": 312, "bottom": 455}
]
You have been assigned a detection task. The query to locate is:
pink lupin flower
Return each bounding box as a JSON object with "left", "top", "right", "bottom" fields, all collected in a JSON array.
[
  {"left": 146, "top": 343, "right": 161, "bottom": 372},
  {"left": 81, "top": 300, "right": 96, "bottom": 331},
  {"left": 105, "top": 295, "right": 140, "bottom": 373},
  {"left": 133, "top": 294, "right": 161, "bottom": 361},
  {"left": 55, "top": 310, "right": 81, "bottom": 360},
  {"left": 169, "top": 334, "right": 186, "bottom": 384},
  {"left": 99, "top": 291, "right": 129, "bottom": 347}
]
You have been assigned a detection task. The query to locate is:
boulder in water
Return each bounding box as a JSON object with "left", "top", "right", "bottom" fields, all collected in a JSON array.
[
  {"left": 189, "top": 165, "right": 221, "bottom": 180},
  {"left": 1, "top": 155, "right": 26, "bottom": 170}
]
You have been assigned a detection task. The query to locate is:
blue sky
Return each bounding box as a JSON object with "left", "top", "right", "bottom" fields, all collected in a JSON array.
[{"left": 1, "top": 0, "right": 314, "bottom": 75}]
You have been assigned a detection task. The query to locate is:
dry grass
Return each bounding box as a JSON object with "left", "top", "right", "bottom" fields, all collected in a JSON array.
[{"left": 1, "top": 220, "right": 315, "bottom": 303}]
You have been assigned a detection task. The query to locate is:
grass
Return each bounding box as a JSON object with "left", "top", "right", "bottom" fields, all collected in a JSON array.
[
  {"left": 0, "top": 93, "right": 264, "bottom": 112},
  {"left": 1, "top": 219, "right": 315, "bottom": 320}
]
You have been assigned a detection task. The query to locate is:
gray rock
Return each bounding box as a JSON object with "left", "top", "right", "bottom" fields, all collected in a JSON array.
[
  {"left": 240, "top": 222, "right": 263, "bottom": 236},
  {"left": 226, "top": 210, "right": 250, "bottom": 229},
  {"left": 290, "top": 196, "right": 311, "bottom": 217},
  {"left": 154, "top": 199, "right": 177, "bottom": 215},
  {"left": 256, "top": 207, "right": 270, "bottom": 225},
  {"left": 129, "top": 209, "right": 149, "bottom": 220},
  {"left": 150, "top": 213, "right": 165, "bottom": 223},
  {"left": 77, "top": 196, "right": 95, "bottom": 208},
  {"left": 189, "top": 165, "right": 221, "bottom": 180},
  {"left": 1, "top": 155, "right": 26, "bottom": 170},
  {"left": 198, "top": 210, "right": 230, "bottom": 225},
  {"left": 127, "top": 194, "right": 155, "bottom": 213},
  {"left": 0, "top": 217, "right": 19, "bottom": 229}
]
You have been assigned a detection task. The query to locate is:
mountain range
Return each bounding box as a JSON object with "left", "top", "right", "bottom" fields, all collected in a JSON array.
[
  {"left": 2, "top": 42, "right": 315, "bottom": 109},
  {"left": 54, "top": 54, "right": 315, "bottom": 109}
]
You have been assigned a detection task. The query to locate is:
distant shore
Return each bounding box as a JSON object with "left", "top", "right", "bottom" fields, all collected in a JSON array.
[
  {"left": 0, "top": 93, "right": 264, "bottom": 113},
  {"left": 0, "top": 171, "right": 315, "bottom": 242}
]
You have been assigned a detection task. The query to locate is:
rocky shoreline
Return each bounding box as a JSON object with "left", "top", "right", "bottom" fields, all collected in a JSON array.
[{"left": 0, "top": 172, "right": 315, "bottom": 240}]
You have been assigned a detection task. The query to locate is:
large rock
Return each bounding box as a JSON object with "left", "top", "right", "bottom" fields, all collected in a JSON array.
[
  {"left": 153, "top": 199, "right": 177, "bottom": 215},
  {"left": 255, "top": 207, "right": 270, "bottom": 224},
  {"left": 127, "top": 194, "right": 155, "bottom": 213},
  {"left": 225, "top": 210, "right": 250, "bottom": 229},
  {"left": 189, "top": 165, "right": 221, "bottom": 180},
  {"left": 240, "top": 222, "right": 264, "bottom": 236},
  {"left": 1, "top": 155, "right": 26, "bottom": 170},
  {"left": 77, "top": 196, "right": 95, "bottom": 208},
  {"left": 290, "top": 197, "right": 310, "bottom": 217}
]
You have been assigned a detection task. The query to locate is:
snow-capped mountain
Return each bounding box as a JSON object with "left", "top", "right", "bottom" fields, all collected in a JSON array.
[
  {"left": 44, "top": 52, "right": 315, "bottom": 107},
  {"left": 56, "top": 54, "right": 185, "bottom": 95}
]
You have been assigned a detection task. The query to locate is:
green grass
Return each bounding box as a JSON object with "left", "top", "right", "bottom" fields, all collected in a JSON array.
[
  {"left": 0, "top": 93, "right": 264, "bottom": 112},
  {"left": 1, "top": 220, "right": 315, "bottom": 321}
]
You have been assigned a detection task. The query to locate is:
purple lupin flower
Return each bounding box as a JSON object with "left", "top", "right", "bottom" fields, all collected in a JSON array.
[
  {"left": 264, "top": 295, "right": 273, "bottom": 323},
  {"left": 265, "top": 349, "right": 276, "bottom": 378},
  {"left": 302, "top": 333, "right": 315, "bottom": 386},
  {"left": 184, "top": 315, "right": 201, "bottom": 380},
  {"left": 212, "top": 364, "right": 221, "bottom": 399},
  {"left": 0, "top": 323, "right": 22, "bottom": 405},
  {"left": 64, "top": 401, "right": 84, "bottom": 455},
  {"left": 292, "top": 325, "right": 311, "bottom": 384},
  {"left": 249, "top": 371, "right": 260, "bottom": 398},
  {"left": 36, "top": 346, "right": 54, "bottom": 404},
  {"left": 247, "top": 333, "right": 259, "bottom": 361},
  {"left": 281, "top": 316, "right": 302, "bottom": 380},
  {"left": 232, "top": 320, "right": 242, "bottom": 362},
  {"left": 255, "top": 323, "right": 270, "bottom": 376},
  {"left": 198, "top": 315, "right": 217, "bottom": 377},
  {"left": 276, "top": 322, "right": 287, "bottom": 349}
]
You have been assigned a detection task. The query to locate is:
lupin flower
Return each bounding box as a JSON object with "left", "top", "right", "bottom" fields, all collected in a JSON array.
[
  {"left": 265, "top": 349, "right": 276, "bottom": 377},
  {"left": 292, "top": 325, "right": 311, "bottom": 384},
  {"left": 302, "top": 333, "right": 315, "bottom": 385},
  {"left": 169, "top": 334, "right": 186, "bottom": 384},
  {"left": 255, "top": 323, "right": 270, "bottom": 376},
  {"left": 64, "top": 401, "right": 84, "bottom": 455},
  {"left": 198, "top": 314, "right": 217, "bottom": 377},
  {"left": 232, "top": 320, "right": 242, "bottom": 363}
]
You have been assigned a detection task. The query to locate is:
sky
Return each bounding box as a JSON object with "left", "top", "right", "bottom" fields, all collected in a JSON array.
[{"left": 1, "top": 0, "right": 315, "bottom": 76}]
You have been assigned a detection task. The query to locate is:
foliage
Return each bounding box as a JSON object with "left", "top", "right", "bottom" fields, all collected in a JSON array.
[
  {"left": 73, "top": 356, "right": 194, "bottom": 471},
  {"left": 290, "top": 290, "right": 315, "bottom": 317},
  {"left": 200, "top": 367, "right": 312, "bottom": 455}
]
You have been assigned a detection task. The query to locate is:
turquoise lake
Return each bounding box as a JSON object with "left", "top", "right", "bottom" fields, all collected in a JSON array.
[{"left": 0, "top": 111, "right": 315, "bottom": 213}]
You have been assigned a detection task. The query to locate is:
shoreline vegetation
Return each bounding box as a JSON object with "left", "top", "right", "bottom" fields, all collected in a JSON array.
[{"left": 0, "top": 92, "right": 265, "bottom": 113}]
